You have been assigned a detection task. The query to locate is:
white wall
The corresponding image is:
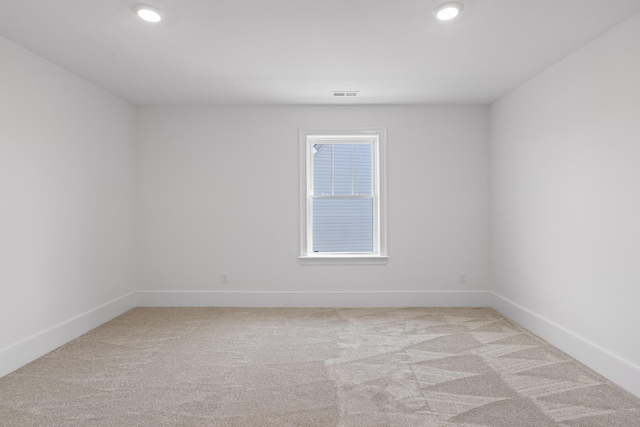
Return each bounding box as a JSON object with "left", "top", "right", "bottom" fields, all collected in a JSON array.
[
  {"left": 136, "top": 106, "right": 490, "bottom": 298},
  {"left": 491, "top": 12, "right": 640, "bottom": 371},
  {"left": 0, "top": 36, "right": 136, "bottom": 373}
]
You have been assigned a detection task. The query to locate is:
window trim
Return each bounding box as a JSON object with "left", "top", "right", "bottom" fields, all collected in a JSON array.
[{"left": 299, "top": 128, "right": 388, "bottom": 265}]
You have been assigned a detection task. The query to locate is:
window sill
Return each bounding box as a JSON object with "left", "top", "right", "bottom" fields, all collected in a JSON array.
[{"left": 298, "top": 255, "right": 389, "bottom": 266}]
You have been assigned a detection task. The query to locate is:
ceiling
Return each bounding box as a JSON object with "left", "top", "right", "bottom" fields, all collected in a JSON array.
[{"left": 1, "top": 0, "right": 639, "bottom": 106}]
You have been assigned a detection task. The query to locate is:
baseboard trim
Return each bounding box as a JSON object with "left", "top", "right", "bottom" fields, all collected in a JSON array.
[
  {"left": 136, "top": 290, "right": 492, "bottom": 308},
  {"left": 490, "top": 293, "right": 640, "bottom": 398},
  {"left": 0, "top": 293, "right": 136, "bottom": 378},
  {"left": 4, "top": 290, "right": 638, "bottom": 399}
]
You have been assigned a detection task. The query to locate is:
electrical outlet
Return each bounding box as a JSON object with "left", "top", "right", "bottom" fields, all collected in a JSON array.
[
  {"left": 221, "top": 272, "right": 229, "bottom": 284},
  {"left": 459, "top": 272, "right": 466, "bottom": 284}
]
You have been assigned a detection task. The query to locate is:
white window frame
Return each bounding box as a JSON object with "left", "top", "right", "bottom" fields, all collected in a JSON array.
[{"left": 299, "top": 128, "right": 388, "bottom": 265}]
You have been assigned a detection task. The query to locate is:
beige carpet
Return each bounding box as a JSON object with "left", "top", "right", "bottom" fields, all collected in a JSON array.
[{"left": 1, "top": 307, "right": 639, "bottom": 426}]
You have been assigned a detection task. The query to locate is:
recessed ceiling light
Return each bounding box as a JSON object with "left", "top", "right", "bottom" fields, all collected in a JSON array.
[
  {"left": 433, "top": 1, "right": 464, "bottom": 21},
  {"left": 133, "top": 4, "right": 164, "bottom": 23}
]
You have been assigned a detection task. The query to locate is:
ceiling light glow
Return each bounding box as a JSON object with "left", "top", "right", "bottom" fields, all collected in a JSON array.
[
  {"left": 434, "top": 1, "right": 464, "bottom": 21},
  {"left": 133, "top": 4, "right": 164, "bottom": 23}
]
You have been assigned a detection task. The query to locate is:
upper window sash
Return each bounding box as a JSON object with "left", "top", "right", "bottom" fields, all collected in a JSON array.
[{"left": 310, "top": 140, "right": 374, "bottom": 197}]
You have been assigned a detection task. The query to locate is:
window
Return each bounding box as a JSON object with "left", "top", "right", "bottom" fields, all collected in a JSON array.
[{"left": 299, "top": 129, "right": 388, "bottom": 264}]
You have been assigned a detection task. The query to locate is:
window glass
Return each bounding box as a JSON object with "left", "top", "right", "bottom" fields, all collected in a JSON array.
[{"left": 311, "top": 142, "right": 374, "bottom": 253}]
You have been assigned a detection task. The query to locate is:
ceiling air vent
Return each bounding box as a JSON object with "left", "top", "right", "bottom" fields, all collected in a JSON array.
[{"left": 333, "top": 91, "right": 359, "bottom": 97}]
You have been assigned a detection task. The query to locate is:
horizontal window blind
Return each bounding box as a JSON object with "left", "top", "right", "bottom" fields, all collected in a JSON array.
[
  {"left": 312, "top": 143, "right": 373, "bottom": 253},
  {"left": 312, "top": 198, "right": 373, "bottom": 252}
]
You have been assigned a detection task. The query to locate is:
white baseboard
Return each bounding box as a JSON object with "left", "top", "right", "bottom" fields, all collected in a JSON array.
[
  {"left": 4, "top": 290, "right": 638, "bottom": 400},
  {"left": 136, "top": 290, "right": 492, "bottom": 308},
  {"left": 490, "top": 293, "right": 640, "bottom": 398},
  {"left": 0, "top": 293, "right": 136, "bottom": 378}
]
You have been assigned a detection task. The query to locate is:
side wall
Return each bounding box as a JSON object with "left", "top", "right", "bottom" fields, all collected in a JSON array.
[
  {"left": 136, "top": 105, "right": 490, "bottom": 305},
  {"left": 0, "top": 36, "right": 137, "bottom": 376},
  {"left": 490, "top": 13, "right": 640, "bottom": 395}
]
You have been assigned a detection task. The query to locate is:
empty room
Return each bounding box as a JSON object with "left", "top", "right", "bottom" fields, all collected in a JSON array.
[{"left": 1, "top": 0, "right": 639, "bottom": 425}]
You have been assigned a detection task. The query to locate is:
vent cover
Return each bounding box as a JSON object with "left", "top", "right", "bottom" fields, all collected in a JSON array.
[{"left": 333, "top": 91, "right": 359, "bottom": 97}]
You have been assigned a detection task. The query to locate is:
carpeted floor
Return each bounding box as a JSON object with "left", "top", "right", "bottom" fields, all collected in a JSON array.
[{"left": 1, "top": 307, "right": 639, "bottom": 426}]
